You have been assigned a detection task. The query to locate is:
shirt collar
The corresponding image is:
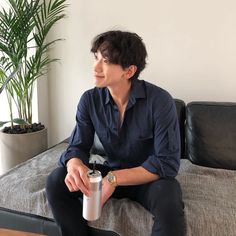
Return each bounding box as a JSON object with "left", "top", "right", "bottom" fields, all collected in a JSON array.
[
  {"left": 129, "top": 78, "right": 146, "bottom": 102},
  {"left": 104, "top": 78, "right": 146, "bottom": 105},
  {"left": 105, "top": 89, "right": 111, "bottom": 105}
]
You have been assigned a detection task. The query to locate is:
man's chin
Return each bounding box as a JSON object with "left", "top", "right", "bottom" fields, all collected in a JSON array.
[
  {"left": 94, "top": 82, "right": 106, "bottom": 88},
  {"left": 95, "top": 84, "right": 106, "bottom": 88}
]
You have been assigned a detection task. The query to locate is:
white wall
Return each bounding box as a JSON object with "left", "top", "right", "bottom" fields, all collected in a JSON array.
[{"left": 44, "top": 0, "right": 236, "bottom": 146}]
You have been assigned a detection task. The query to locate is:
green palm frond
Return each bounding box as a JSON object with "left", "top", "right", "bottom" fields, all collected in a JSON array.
[{"left": 0, "top": 0, "right": 67, "bottom": 126}]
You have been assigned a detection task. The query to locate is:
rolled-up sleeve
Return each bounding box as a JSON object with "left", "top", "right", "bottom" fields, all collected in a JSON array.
[
  {"left": 141, "top": 98, "right": 180, "bottom": 178},
  {"left": 59, "top": 91, "right": 95, "bottom": 167}
]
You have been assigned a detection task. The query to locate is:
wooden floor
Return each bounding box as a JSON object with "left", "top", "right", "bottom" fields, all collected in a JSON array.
[{"left": 0, "top": 228, "right": 46, "bottom": 236}]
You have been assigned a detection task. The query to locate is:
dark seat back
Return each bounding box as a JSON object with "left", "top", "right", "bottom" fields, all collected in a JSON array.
[
  {"left": 186, "top": 102, "right": 236, "bottom": 170},
  {"left": 174, "top": 99, "right": 186, "bottom": 158}
]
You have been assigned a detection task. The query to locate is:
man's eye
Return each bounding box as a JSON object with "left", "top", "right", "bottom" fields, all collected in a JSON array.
[{"left": 103, "top": 58, "right": 110, "bottom": 64}]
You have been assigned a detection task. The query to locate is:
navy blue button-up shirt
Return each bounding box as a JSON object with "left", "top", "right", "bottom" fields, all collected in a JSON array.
[{"left": 60, "top": 79, "right": 180, "bottom": 178}]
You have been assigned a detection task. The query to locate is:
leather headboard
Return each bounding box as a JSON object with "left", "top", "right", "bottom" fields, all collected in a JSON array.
[{"left": 186, "top": 102, "right": 236, "bottom": 170}]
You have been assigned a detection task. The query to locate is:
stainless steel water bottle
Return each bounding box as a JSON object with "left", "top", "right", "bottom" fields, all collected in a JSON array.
[{"left": 82, "top": 168, "right": 102, "bottom": 221}]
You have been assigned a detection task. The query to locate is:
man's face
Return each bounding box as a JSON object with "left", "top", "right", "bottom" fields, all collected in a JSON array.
[{"left": 93, "top": 51, "right": 129, "bottom": 88}]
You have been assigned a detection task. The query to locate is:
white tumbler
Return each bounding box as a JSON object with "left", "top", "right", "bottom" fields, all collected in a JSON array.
[{"left": 82, "top": 169, "right": 102, "bottom": 221}]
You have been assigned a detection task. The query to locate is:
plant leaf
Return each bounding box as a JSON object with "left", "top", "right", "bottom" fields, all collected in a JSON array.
[
  {"left": 12, "top": 118, "right": 28, "bottom": 125},
  {"left": 0, "top": 121, "right": 9, "bottom": 127}
]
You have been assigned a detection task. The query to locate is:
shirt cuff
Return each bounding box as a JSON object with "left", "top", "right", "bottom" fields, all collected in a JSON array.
[
  {"left": 141, "top": 155, "right": 165, "bottom": 178},
  {"left": 59, "top": 149, "right": 90, "bottom": 167}
]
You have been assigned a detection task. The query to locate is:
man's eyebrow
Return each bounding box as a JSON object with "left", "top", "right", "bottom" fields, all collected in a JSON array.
[{"left": 101, "top": 50, "right": 110, "bottom": 59}]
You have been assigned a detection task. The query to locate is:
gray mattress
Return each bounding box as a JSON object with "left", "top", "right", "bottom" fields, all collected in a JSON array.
[{"left": 0, "top": 143, "right": 236, "bottom": 236}]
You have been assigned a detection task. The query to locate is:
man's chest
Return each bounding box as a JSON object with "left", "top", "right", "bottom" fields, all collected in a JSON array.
[{"left": 92, "top": 104, "right": 154, "bottom": 142}]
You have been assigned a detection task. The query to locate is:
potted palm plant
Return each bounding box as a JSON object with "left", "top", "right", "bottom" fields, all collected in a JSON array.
[{"left": 0, "top": 0, "right": 67, "bottom": 174}]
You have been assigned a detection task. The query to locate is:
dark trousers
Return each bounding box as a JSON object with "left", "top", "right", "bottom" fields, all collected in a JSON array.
[{"left": 46, "top": 165, "right": 185, "bottom": 236}]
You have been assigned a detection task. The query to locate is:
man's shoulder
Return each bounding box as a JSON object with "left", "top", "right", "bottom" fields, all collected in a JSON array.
[{"left": 141, "top": 79, "right": 173, "bottom": 102}]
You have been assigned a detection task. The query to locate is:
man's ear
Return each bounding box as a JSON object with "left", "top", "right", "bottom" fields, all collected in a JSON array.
[{"left": 125, "top": 65, "right": 137, "bottom": 79}]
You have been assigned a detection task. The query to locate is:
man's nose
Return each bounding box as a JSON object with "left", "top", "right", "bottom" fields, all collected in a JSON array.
[{"left": 94, "top": 60, "right": 102, "bottom": 72}]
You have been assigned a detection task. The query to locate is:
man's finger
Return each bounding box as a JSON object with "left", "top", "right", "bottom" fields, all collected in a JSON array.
[
  {"left": 65, "top": 174, "right": 79, "bottom": 192},
  {"left": 75, "top": 173, "right": 90, "bottom": 196},
  {"left": 65, "top": 177, "right": 74, "bottom": 192}
]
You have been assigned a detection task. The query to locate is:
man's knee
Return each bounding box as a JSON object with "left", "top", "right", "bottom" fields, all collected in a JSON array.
[
  {"left": 148, "top": 179, "right": 184, "bottom": 216},
  {"left": 143, "top": 179, "right": 185, "bottom": 235},
  {"left": 46, "top": 167, "right": 67, "bottom": 202}
]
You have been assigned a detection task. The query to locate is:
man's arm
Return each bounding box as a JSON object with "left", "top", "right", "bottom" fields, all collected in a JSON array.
[
  {"left": 59, "top": 91, "right": 95, "bottom": 167},
  {"left": 113, "top": 166, "right": 159, "bottom": 186},
  {"left": 60, "top": 91, "right": 95, "bottom": 196},
  {"left": 101, "top": 166, "right": 159, "bottom": 206},
  {"left": 141, "top": 95, "right": 181, "bottom": 178}
]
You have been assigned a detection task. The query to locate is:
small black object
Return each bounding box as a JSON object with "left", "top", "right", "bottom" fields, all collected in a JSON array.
[{"left": 93, "top": 161, "right": 96, "bottom": 174}]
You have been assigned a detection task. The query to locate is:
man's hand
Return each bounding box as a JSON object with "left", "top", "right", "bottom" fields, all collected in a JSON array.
[
  {"left": 65, "top": 158, "right": 90, "bottom": 196},
  {"left": 101, "top": 177, "right": 116, "bottom": 207}
]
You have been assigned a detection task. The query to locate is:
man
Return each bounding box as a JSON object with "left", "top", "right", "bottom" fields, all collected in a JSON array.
[{"left": 46, "top": 30, "right": 185, "bottom": 236}]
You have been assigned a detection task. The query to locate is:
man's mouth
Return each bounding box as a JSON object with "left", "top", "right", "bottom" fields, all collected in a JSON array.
[{"left": 94, "top": 74, "right": 104, "bottom": 79}]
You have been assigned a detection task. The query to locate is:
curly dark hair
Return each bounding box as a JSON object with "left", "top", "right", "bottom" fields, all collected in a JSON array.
[{"left": 91, "top": 30, "right": 147, "bottom": 80}]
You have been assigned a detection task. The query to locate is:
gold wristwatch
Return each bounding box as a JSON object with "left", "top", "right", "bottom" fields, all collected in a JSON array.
[{"left": 107, "top": 171, "right": 117, "bottom": 187}]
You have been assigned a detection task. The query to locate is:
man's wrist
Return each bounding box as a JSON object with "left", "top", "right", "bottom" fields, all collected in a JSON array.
[
  {"left": 106, "top": 171, "right": 118, "bottom": 187},
  {"left": 66, "top": 157, "right": 84, "bottom": 169}
]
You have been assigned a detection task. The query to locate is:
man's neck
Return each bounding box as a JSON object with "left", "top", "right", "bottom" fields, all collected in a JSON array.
[
  {"left": 108, "top": 80, "right": 132, "bottom": 124},
  {"left": 108, "top": 81, "right": 131, "bottom": 107}
]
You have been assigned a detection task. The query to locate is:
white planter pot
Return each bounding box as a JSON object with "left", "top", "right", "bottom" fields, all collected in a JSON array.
[{"left": 0, "top": 128, "right": 48, "bottom": 175}]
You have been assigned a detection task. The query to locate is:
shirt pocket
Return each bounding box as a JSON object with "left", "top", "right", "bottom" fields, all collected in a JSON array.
[
  {"left": 127, "top": 132, "right": 154, "bottom": 165},
  {"left": 132, "top": 132, "right": 154, "bottom": 152},
  {"left": 137, "top": 133, "right": 153, "bottom": 141}
]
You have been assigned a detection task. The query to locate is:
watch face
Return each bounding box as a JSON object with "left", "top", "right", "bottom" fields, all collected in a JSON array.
[
  {"left": 107, "top": 171, "right": 117, "bottom": 186},
  {"left": 108, "top": 172, "right": 114, "bottom": 183}
]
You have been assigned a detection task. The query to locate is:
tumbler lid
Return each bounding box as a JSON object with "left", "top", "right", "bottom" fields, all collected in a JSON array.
[{"left": 87, "top": 170, "right": 102, "bottom": 182}]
